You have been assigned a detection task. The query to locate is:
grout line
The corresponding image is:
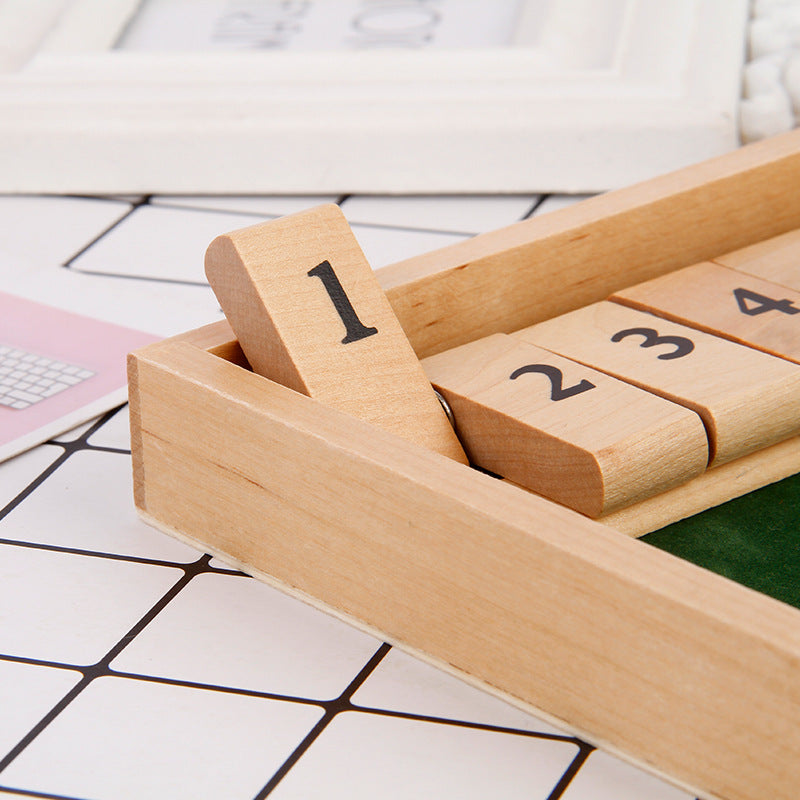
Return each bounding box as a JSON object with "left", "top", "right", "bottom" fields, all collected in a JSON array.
[
  {"left": 62, "top": 268, "right": 210, "bottom": 289},
  {"left": 520, "top": 194, "right": 550, "bottom": 220},
  {"left": 0, "top": 537, "right": 201, "bottom": 570},
  {"left": 144, "top": 199, "right": 282, "bottom": 221},
  {"left": 0, "top": 556, "right": 211, "bottom": 776},
  {"left": 347, "top": 703, "right": 583, "bottom": 744},
  {"left": 545, "top": 741, "right": 595, "bottom": 799},
  {"left": 0, "top": 450, "right": 70, "bottom": 524},
  {"left": 62, "top": 196, "right": 152, "bottom": 269},
  {"left": 0, "top": 651, "right": 582, "bottom": 746},
  {"left": 0, "top": 785, "right": 91, "bottom": 800},
  {"left": 253, "top": 642, "right": 392, "bottom": 798}
]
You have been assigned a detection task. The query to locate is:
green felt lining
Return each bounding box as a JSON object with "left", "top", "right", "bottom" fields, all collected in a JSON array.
[{"left": 643, "top": 473, "right": 800, "bottom": 610}]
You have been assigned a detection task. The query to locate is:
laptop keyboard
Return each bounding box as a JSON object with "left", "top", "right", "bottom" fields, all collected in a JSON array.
[{"left": 0, "top": 345, "right": 95, "bottom": 410}]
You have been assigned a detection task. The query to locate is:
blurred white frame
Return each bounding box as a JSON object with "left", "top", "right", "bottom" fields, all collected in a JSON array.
[{"left": 0, "top": 0, "right": 750, "bottom": 193}]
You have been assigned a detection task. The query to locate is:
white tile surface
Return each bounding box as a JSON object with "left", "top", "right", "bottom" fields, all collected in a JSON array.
[
  {"left": 87, "top": 405, "right": 131, "bottom": 450},
  {"left": 352, "top": 648, "right": 565, "bottom": 736},
  {"left": 534, "top": 194, "right": 595, "bottom": 215},
  {"left": 342, "top": 195, "right": 540, "bottom": 234},
  {"left": 0, "top": 196, "right": 131, "bottom": 270},
  {"left": 152, "top": 195, "right": 338, "bottom": 216},
  {"left": 4, "top": 262, "right": 223, "bottom": 337},
  {"left": 112, "top": 572, "right": 382, "bottom": 698},
  {"left": 0, "top": 544, "right": 182, "bottom": 664},
  {"left": 0, "top": 445, "right": 62, "bottom": 508},
  {"left": 271, "top": 711, "right": 580, "bottom": 799},
  {"left": 349, "top": 222, "right": 468, "bottom": 270},
  {"left": 70, "top": 204, "right": 269, "bottom": 284},
  {"left": 560, "top": 749, "right": 693, "bottom": 799},
  {"left": 0, "top": 450, "right": 200, "bottom": 562},
  {"left": 0, "top": 661, "right": 81, "bottom": 757},
  {"left": 1, "top": 676, "right": 323, "bottom": 800},
  {"left": 50, "top": 420, "right": 97, "bottom": 444}
]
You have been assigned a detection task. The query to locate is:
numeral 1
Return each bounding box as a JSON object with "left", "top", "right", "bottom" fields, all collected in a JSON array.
[
  {"left": 733, "top": 287, "right": 800, "bottom": 317},
  {"left": 308, "top": 260, "right": 379, "bottom": 344}
]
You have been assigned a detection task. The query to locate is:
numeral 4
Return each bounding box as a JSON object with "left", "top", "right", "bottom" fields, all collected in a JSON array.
[{"left": 733, "top": 287, "right": 800, "bottom": 317}]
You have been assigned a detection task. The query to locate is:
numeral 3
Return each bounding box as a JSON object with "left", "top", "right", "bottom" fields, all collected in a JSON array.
[{"left": 610, "top": 327, "right": 694, "bottom": 360}]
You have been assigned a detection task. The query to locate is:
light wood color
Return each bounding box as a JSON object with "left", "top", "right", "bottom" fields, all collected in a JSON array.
[
  {"left": 603, "top": 435, "right": 800, "bottom": 536},
  {"left": 612, "top": 262, "right": 800, "bottom": 364},
  {"left": 515, "top": 301, "right": 800, "bottom": 467},
  {"left": 714, "top": 228, "right": 800, "bottom": 292},
  {"left": 204, "top": 204, "right": 466, "bottom": 463},
  {"left": 378, "top": 129, "right": 800, "bottom": 359},
  {"left": 129, "top": 321, "right": 800, "bottom": 800},
  {"left": 422, "top": 334, "right": 707, "bottom": 517},
  {"left": 130, "top": 134, "right": 800, "bottom": 800}
]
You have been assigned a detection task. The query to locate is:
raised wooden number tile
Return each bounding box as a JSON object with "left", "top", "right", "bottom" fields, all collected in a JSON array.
[
  {"left": 422, "top": 333, "right": 707, "bottom": 517},
  {"left": 611, "top": 262, "right": 800, "bottom": 364},
  {"left": 713, "top": 228, "right": 800, "bottom": 291},
  {"left": 514, "top": 301, "right": 800, "bottom": 466},
  {"left": 205, "top": 204, "right": 467, "bottom": 463}
]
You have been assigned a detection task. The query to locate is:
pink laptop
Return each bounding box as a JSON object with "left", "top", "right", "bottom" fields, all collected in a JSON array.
[{"left": 0, "top": 291, "right": 159, "bottom": 461}]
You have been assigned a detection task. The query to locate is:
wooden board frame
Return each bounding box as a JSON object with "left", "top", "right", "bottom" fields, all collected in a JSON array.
[
  {"left": 0, "top": 0, "right": 748, "bottom": 193},
  {"left": 129, "top": 130, "right": 800, "bottom": 800}
]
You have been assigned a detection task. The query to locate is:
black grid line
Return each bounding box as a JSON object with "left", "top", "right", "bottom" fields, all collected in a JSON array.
[
  {"left": 0, "top": 786, "right": 91, "bottom": 800},
  {"left": 61, "top": 196, "right": 152, "bottom": 269}
]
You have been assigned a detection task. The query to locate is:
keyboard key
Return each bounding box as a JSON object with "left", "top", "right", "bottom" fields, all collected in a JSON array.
[{"left": 0, "top": 344, "right": 94, "bottom": 410}]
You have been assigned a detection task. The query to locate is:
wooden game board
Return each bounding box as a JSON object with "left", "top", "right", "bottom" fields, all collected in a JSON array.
[{"left": 129, "top": 130, "right": 800, "bottom": 800}]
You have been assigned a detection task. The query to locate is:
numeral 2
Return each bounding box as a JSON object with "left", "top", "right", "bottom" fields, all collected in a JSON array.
[
  {"left": 308, "top": 260, "right": 379, "bottom": 344},
  {"left": 610, "top": 327, "right": 694, "bottom": 360},
  {"left": 733, "top": 287, "right": 800, "bottom": 317},
  {"left": 510, "top": 364, "right": 596, "bottom": 401}
]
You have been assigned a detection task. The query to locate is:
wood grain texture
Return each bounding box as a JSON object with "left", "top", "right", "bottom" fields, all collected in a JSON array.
[
  {"left": 129, "top": 332, "right": 800, "bottom": 800},
  {"left": 422, "top": 333, "right": 707, "bottom": 517},
  {"left": 130, "top": 135, "right": 800, "bottom": 800},
  {"left": 377, "top": 129, "right": 800, "bottom": 359},
  {"left": 515, "top": 301, "right": 800, "bottom": 466},
  {"left": 713, "top": 228, "right": 800, "bottom": 291},
  {"left": 612, "top": 262, "right": 800, "bottom": 364},
  {"left": 204, "top": 204, "right": 466, "bottom": 463},
  {"left": 601, "top": 435, "right": 800, "bottom": 536}
]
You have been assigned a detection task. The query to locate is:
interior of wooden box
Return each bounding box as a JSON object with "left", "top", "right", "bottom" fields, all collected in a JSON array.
[{"left": 192, "top": 316, "right": 800, "bottom": 614}]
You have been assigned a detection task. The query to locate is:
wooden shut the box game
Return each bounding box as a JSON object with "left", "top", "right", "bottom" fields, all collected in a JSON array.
[{"left": 128, "top": 129, "right": 800, "bottom": 800}]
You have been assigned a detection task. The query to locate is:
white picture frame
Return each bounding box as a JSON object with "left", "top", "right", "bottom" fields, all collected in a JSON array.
[{"left": 0, "top": 0, "right": 750, "bottom": 194}]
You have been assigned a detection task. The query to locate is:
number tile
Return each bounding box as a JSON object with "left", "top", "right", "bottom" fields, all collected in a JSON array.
[
  {"left": 205, "top": 204, "right": 467, "bottom": 463},
  {"left": 514, "top": 301, "right": 800, "bottom": 466},
  {"left": 713, "top": 227, "right": 800, "bottom": 291},
  {"left": 611, "top": 262, "right": 800, "bottom": 364},
  {"left": 422, "top": 333, "right": 707, "bottom": 516}
]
